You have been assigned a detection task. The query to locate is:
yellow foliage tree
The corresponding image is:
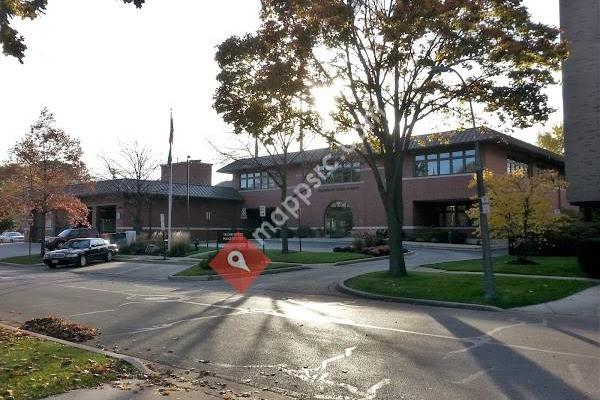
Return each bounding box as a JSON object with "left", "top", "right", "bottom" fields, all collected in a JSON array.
[{"left": 467, "top": 169, "right": 566, "bottom": 261}]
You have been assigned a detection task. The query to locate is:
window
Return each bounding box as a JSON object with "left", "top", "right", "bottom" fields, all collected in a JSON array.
[
  {"left": 507, "top": 159, "right": 528, "bottom": 174},
  {"left": 435, "top": 205, "right": 471, "bottom": 227},
  {"left": 415, "top": 149, "right": 476, "bottom": 177},
  {"left": 321, "top": 161, "right": 362, "bottom": 184},
  {"left": 239, "top": 171, "right": 276, "bottom": 190}
]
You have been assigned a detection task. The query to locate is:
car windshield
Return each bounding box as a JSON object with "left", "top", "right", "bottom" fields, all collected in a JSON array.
[
  {"left": 58, "top": 229, "right": 73, "bottom": 238},
  {"left": 63, "top": 240, "right": 90, "bottom": 249}
]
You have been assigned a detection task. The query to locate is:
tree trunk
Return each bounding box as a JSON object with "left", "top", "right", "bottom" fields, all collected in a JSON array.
[
  {"left": 39, "top": 211, "right": 46, "bottom": 257},
  {"left": 383, "top": 157, "right": 407, "bottom": 276},
  {"left": 385, "top": 194, "right": 407, "bottom": 276}
]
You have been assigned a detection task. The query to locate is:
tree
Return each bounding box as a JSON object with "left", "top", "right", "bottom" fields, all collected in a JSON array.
[
  {"left": 214, "top": 28, "right": 320, "bottom": 253},
  {"left": 217, "top": 0, "right": 567, "bottom": 276},
  {"left": 467, "top": 169, "right": 565, "bottom": 263},
  {"left": 5, "top": 107, "right": 90, "bottom": 255},
  {"left": 1, "top": 0, "right": 143, "bottom": 63},
  {"left": 537, "top": 124, "right": 564, "bottom": 155},
  {"left": 100, "top": 141, "right": 159, "bottom": 234}
]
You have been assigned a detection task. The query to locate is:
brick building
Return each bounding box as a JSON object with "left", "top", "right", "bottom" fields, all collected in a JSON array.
[
  {"left": 560, "top": 0, "right": 600, "bottom": 219},
  {"left": 219, "top": 127, "right": 567, "bottom": 238},
  {"left": 67, "top": 160, "right": 243, "bottom": 239}
]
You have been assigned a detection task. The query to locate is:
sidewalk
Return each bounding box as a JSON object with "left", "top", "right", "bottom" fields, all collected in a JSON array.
[{"left": 512, "top": 285, "right": 600, "bottom": 317}]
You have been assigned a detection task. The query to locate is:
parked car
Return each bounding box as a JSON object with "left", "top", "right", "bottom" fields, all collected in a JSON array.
[
  {"left": 43, "top": 238, "right": 118, "bottom": 268},
  {"left": 45, "top": 227, "right": 99, "bottom": 250},
  {"left": 0, "top": 231, "right": 25, "bottom": 243}
]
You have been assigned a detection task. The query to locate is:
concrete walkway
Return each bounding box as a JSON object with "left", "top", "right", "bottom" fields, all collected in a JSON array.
[{"left": 513, "top": 285, "right": 600, "bottom": 317}]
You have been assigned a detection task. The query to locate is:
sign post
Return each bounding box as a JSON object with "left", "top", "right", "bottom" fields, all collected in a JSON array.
[
  {"left": 160, "top": 213, "right": 166, "bottom": 259},
  {"left": 27, "top": 215, "right": 34, "bottom": 258},
  {"left": 205, "top": 211, "right": 211, "bottom": 248}
]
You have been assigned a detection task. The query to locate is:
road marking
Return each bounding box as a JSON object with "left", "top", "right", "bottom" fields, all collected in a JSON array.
[
  {"left": 105, "top": 310, "right": 253, "bottom": 336},
  {"left": 50, "top": 283, "right": 600, "bottom": 361},
  {"left": 568, "top": 364, "right": 583, "bottom": 384},
  {"left": 453, "top": 368, "right": 494, "bottom": 384}
]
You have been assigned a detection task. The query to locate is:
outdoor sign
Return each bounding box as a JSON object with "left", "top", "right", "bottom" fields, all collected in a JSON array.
[
  {"left": 259, "top": 205, "right": 266, "bottom": 217},
  {"left": 160, "top": 213, "right": 165, "bottom": 231},
  {"left": 240, "top": 207, "right": 247, "bottom": 220},
  {"left": 218, "top": 231, "right": 237, "bottom": 243},
  {"left": 209, "top": 232, "right": 271, "bottom": 292},
  {"left": 481, "top": 195, "right": 490, "bottom": 214}
]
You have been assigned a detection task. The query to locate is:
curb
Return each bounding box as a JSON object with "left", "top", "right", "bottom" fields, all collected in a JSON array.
[
  {"left": 113, "top": 257, "right": 198, "bottom": 265},
  {"left": 336, "top": 279, "right": 503, "bottom": 312},
  {"left": 333, "top": 250, "right": 415, "bottom": 266},
  {"left": 0, "top": 323, "right": 155, "bottom": 376},
  {"left": 168, "top": 265, "right": 311, "bottom": 281},
  {"left": 0, "top": 261, "right": 45, "bottom": 267}
]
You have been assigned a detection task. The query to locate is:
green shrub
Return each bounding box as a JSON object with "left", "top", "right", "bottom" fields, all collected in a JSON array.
[
  {"left": 296, "top": 225, "right": 315, "bottom": 238},
  {"left": 512, "top": 221, "right": 600, "bottom": 256},
  {"left": 577, "top": 238, "right": 600, "bottom": 278}
]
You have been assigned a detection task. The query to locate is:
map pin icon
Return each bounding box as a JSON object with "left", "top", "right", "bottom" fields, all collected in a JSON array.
[{"left": 227, "top": 250, "right": 250, "bottom": 272}]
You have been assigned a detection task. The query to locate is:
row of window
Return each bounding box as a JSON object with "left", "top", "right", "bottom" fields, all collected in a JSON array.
[
  {"left": 507, "top": 158, "right": 529, "bottom": 174},
  {"left": 415, "top": 149, "right": 476, "bottom": 177},
  {"left": 240, "top": 162, "right": 362, "bottom": 190},
  {"left": 319, "top": 162, "right": 361, "bottom": 184},
  {"left": 240, "top": 171, "right": 276, "bottom": 190}
]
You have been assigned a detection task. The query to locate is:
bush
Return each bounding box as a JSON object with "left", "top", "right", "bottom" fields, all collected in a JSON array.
[
  {"left": 333, "top": 246, "right": 353, "bottom": 252},
  {"left": 577, "top": 238, "right": 600, "bottom": 278},
  {"left": 450, "top": 231, "right": 467, "bottom": 244},
  {"left": 167, "top": 231, "right": 192, "bottom": 257},
  {"left": 297, "top": 225, "right": 315, "bottom": 238},
  {"left": 511, "top": 221, "right": 600, "bottom": 256}
]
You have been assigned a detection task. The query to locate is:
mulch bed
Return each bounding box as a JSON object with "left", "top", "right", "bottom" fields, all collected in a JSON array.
[{"left": 20, "top": 316, "right": 99, "bottom": 342}]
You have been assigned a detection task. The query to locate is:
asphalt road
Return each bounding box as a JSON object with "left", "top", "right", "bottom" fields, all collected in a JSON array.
[{"left": 0, "top": 249, "right": 598, "bottom": 400}]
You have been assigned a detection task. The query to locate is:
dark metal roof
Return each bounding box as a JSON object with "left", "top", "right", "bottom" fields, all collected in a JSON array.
[
  {"left": 218, "top": 126, "right": 563, "bottom": 173},
  {"left": 71, "top": 179, "right": 243, "bottom": 202}
]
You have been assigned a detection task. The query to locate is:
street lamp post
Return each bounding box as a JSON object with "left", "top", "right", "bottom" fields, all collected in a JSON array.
[
  {"left": 186, "top": 155, "right": 191, "bottom": 234},
  {"left": 430, "top": 65, "right": 496, "bottom": 300}
]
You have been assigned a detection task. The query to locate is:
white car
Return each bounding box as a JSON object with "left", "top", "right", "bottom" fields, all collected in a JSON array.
[{"left": 0, "top": 232, "right": 25, "bottom": 243}]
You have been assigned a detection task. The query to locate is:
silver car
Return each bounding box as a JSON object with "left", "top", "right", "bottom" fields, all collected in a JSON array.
[{"left": 0, "top": 231, "right": 25, "bottom": 243}]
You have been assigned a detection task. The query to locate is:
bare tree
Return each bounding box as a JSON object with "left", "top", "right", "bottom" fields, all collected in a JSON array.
[{"left": 100, "top": 141, "right": 159, "bottom": 233}]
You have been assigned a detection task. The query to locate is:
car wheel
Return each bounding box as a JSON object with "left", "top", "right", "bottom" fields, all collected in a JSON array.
[
  {"left": 78, "top": 255, "right": 87, "bottom": 267},
  {"left": 105, "top": 251, "right": 113, "bottom": 262}
]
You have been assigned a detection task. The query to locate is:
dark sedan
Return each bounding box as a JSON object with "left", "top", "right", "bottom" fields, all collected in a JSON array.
[{"left": 43, "top": 238, "right": 118, "bottom": 268}]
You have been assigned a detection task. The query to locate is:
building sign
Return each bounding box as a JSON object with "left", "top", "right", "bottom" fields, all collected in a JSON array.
[
  {"left": 481, "top": 196, "right": 490, "bottom": 214},
  {"left": 160, "top": 213, "right": 165, "bottom": 231},
  {"left": 240, "top": 208, "right": 247, "bottom": 220},
  {"left": 259, "top": 205, "right": 266, "bottom": 217}
]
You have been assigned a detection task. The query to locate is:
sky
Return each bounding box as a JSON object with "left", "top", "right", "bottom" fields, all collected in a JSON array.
[{"left": 0, "top": 0, "right": 562, "bottom": 184}]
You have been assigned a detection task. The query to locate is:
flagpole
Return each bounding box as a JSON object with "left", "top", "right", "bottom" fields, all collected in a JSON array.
[{"left": 167, "top": 109, "right": 174, "bottom": 253}]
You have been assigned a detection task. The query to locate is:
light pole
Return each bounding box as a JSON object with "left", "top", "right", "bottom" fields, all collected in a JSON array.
[
  {"left": 430, "top": 65, "right": 496, "bottom": 300},
  {"left": 186, "top": 155, "right": 191, "bottom": 234}
]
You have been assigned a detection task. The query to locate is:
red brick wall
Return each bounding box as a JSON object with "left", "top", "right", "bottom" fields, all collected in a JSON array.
[{"left": 161, "top": 160, "right": 212, "bottom": 186}]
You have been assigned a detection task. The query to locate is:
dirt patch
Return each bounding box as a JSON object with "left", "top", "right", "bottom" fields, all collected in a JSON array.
[{"left": 20, "top": 316, "right": 99, "bottom": 342}]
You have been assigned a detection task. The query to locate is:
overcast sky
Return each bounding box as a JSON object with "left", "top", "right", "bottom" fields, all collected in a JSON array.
[{"left": 0, "top": 0, "right": 561, "bottom": 184}]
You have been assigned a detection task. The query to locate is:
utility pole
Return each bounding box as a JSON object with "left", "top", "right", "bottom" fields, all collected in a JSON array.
[{"left": 430, "top": 65, "right": 495, "bottom": 300}]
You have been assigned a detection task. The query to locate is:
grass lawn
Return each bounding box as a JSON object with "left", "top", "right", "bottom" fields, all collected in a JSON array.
[
  {"left": 427, "top": 256, "right": 586, "bottom": 277},
  {"left": 189, "top": 247, "right": 218, "bottom": 258},
  {"left": 174, "top": 261, "right": 299, "bottom": 277},
  {"left": 0, "top": 328, "right": 134, "bottom": 400},
  {"left": 263, "top": 250, "right": 369, "bottom": 264},
  {"left": 0, "top": 255, "right": 43, "bottom": 265},
  {"left": 345, "top": 271, "right": 597, "bottom": 309}
]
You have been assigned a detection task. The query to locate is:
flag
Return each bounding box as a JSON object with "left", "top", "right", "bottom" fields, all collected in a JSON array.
[{"left": 168, "top": 110, "right": 174, "bottom": 165}]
